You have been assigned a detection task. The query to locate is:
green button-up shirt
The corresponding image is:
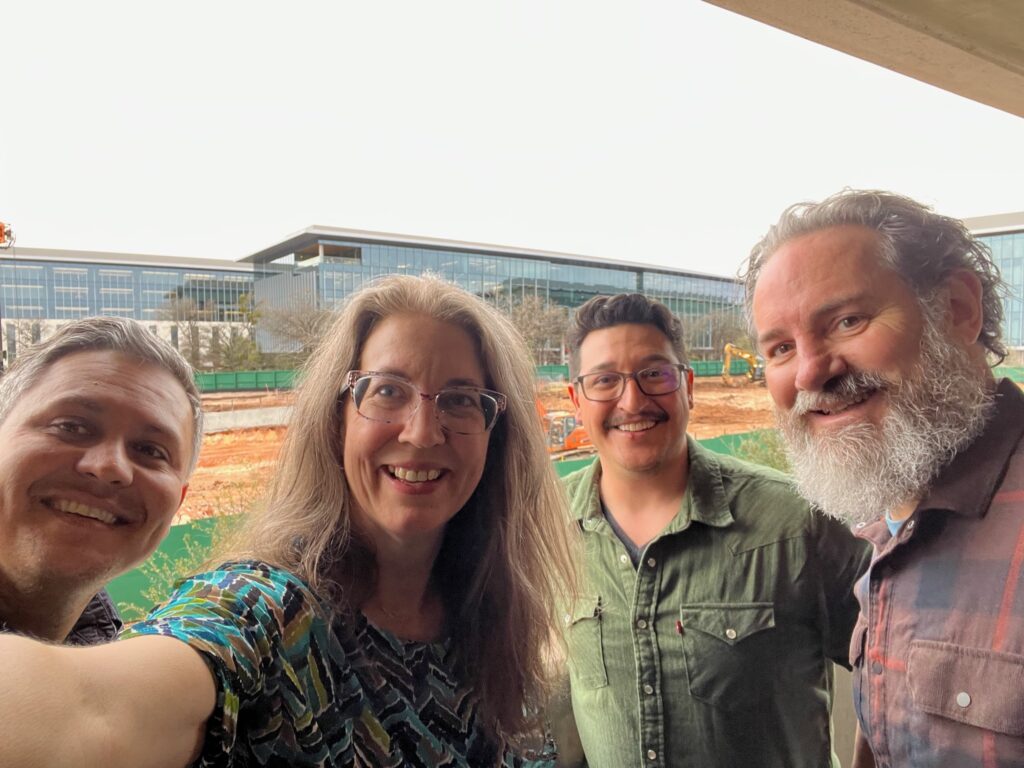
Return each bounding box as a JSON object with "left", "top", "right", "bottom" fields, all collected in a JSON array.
[{"left": 561, "top": 437, "right": 871, "bottom": 768}]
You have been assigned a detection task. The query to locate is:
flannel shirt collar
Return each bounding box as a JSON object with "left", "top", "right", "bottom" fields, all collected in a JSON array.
[{"left": 917, "top": 377, "right": 1024, "bottom": 520}]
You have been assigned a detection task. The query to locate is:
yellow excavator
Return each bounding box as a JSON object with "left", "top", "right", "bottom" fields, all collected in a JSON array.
[{"left": 722, "top": 343, "right": 765, "bottom": 386}]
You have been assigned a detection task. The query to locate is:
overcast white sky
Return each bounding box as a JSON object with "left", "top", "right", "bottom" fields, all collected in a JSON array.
[{"left": 2, "top": 0, "right": 1022, "bottom": 278}]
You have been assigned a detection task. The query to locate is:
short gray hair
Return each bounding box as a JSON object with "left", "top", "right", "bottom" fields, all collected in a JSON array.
[
  {"left": 741, "top": 189, "right": 1007, "bottom": 362},
  {"left": 0, "top": 317, "right": 204, "bottom": 474}
]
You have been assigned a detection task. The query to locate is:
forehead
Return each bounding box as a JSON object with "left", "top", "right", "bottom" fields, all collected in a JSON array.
[
  {"left": 17, "top": 349, "right": 193, "bottom": 436},
  {"left": 752, "top": 226, "right": 907, "bottom": 325},
  {"left": 578, "top": 323, "right": 677, "bottom": 370},
  {"left": 359, "top": 313, "right": 486, "bottom": 381}
]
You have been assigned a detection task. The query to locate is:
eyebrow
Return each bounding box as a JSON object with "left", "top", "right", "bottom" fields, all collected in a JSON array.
[
  {"left": 757, "top": 293, "right": 870, "bottom": 346},
  {"left": 584, "top": 354, "right": 675, "bottom": 374},
  {"left": 49, "top": 396, "right": 183, "bottom": 444}
]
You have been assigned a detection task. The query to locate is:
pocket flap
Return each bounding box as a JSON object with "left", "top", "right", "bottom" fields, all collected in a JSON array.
[
  {"left": 679, "top": 602, "right": 775, "bottom": 646},
  {"left": 568, "top": 595, "right": 602, "bottom": 626},
  {"left": 908, "top": 639, "right": 1024, "bottom": 736}
]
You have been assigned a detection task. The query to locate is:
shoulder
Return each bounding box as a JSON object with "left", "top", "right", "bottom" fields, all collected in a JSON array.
[
  {"left": 560, "top": 459, "right": 599, "bottom": 511},
  {"left": 703, "top": 445, "right": 807, "bottom": 515}
]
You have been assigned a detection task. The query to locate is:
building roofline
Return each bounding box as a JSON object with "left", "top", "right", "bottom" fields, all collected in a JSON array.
[
  {"left": 0, "top": 246, "right": 253, "bottom": 273},
  {"left": 242, "top": 225, "right": 738, "bottom": 282},
  {"left": 964, "top": 212, "right": 1024, "bottom": 235}
]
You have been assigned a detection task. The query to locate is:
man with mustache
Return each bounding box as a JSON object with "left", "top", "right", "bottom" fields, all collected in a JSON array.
[
  {"left": 0, "top": 316, "right": 201, "bottom": 645},
  {"left": 557, "top": 293, "right": 870, "bottom": 767},
  {"left": 745, "top": 189, "right": 1024, "bottom": 767}
]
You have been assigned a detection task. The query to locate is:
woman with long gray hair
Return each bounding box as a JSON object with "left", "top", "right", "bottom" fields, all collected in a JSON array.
[{"left": 0, "top": 274, "right": 579, "bottom": 767}]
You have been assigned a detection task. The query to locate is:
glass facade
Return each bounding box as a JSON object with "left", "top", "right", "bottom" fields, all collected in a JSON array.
[
  {"left": 253, "top": 239, "right": 745, "bottom": 357},
  {"left": 980, "top": 230, "right": 1024, "bottom": 350},
  {"left": 0, "top": 260, "right": 253, "bottom": 323}
]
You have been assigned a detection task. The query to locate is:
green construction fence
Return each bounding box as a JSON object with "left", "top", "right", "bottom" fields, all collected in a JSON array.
[
  {"left": 194, "top": 362, "right": 754, "bottom": 393},
  {"left": 194, "top": 369, "right": 296, "bottom": 392}
]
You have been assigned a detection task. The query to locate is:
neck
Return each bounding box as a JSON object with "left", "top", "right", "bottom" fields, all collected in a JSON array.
[
  {"left": 598, "top": 449, "right": 689, "bottom": 546},
  {"left": 0, "top": 570, "right": 96, "bottom": 641},
  {"left": 362, "top": 533, "right": 445, "bottom": 641}
]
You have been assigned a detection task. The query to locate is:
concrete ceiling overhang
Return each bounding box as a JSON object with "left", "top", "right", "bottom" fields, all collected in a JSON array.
[{"left": 704, "top": 0, "right": 1024, "bottom": 118}]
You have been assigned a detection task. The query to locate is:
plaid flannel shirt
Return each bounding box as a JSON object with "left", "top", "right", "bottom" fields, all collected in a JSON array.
[{"left": 851, "top": 378, "right": 1024, "bottom": 768}]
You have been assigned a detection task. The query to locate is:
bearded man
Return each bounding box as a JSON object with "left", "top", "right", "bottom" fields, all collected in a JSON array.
[{"left": 745, "top": 189, "right": 1024, "bottom": 768}]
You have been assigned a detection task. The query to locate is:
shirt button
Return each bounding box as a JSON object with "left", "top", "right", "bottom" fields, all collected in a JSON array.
[
  {"left": 725, "top": 628, "right": 737, "bottom": 640},
  {"left": 872, "top": 661, "right": 883, "bottom": 675},
  {"left": 643, "top": 684, "right": 654, "bottom": 695},
  {"left": 956, "top": 691, "right": 972, "bottom": 708},
  {"left": 907, "top": 520, "right": 916, "bottom": 530},
  {"left": 647, "top": 749, "right": 657, "bottom": 760},
  {"left": 646, "top": 557, "right": 656, "bottom": 567},
  {"left": 637, "top": 619, "right": 648, "bottom": 629},
  {"left": 619, "top": 554, "right": 630, "bottom": 564}
]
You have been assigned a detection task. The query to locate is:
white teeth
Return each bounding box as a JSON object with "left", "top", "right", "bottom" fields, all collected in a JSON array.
[
  {"left": 52, "top": 499, "right": 117, "bottom": 524},
  {"left": 389, "top": 466, "right": 442, "bottom": 483},
  {"left": 818, "top": 393, "right": 869, "bottom": 416},
  {"left": 616, "top": 420, "right": 657, "bottom": 433}
]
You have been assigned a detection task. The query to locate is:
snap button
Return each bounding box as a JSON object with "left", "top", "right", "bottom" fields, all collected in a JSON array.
[
  {"left": 907, "top": 520, "right": 916, "bottom": 530},
  {"left": 856, "top": 521, "right": 867, "bottom": 528},
  {"left": 646, "top": 557, "right": 656, "bottom": 567},
  {"left": 725, "top": 628, "right": 737, "bottom": 640},
  {"left": 647, "top": 749, "right": 657, "bottom": 760},
  {"left": 643, "top": 684, "right": 654, "bottom": 695},
  {"left": 872, "top": 661, "right": 883, "bottom": 675},
  {"left": 956, "top": 691, "right": 971, "bottom": 708},
  {"left": 619, "top": 554, "right": 629, "bottom": 564},
  {"left": 563, "top": 613, "right": 571, "bottom": 624},
  {"left": 636, "top": 619, "right": 648, "bottom": 629}
]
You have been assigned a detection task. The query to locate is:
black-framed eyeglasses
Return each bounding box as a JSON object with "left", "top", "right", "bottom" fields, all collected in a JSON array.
[
  {"left": 340, "top": 370, "right": 508, "bottom": 435},
  {"left": 574, "top": 363, "right": 691, "bottom": 402}
]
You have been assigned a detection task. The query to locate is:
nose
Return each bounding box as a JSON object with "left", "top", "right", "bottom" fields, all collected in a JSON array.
[
  {"left": 617, "top": 375, "right": 652, "bottom": 412},
  {"left": 76, "top": 440, "right": 133, "bottom": 486},
  {"left": 793, "top": 346, "right": 847, "bottom": 393},
  {"left": 398, "top": 397, "right": 446, "bottom": 448}
]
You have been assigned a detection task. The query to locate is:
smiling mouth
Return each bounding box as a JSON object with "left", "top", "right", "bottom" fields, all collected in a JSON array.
[
  {"left": 386, "top": 466, "right": 444, "bottom": 483},
  {"left": 613, "top": 419, "right": 660, "bottom": 433},
  {"left": 44, "top": 498, "right": 120, "bottom": 525},
  {"left": 810, "top": 390, "right": 876, "bottom": 416}
]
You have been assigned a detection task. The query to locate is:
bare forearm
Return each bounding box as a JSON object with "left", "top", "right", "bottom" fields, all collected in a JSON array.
[{"left": 0, "top": 634, "right": 214, "bottom": 768}]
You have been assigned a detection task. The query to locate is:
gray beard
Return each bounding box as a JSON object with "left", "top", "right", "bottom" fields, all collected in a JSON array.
[{"left": 775, "top": 309, "right": 995, "bottom": 527}]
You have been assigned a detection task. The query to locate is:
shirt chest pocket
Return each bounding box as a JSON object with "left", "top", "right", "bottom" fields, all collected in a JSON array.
[
  {"left": 907, "top": 639, "right": 1024, "bottom": 736},
  {"left": 565, "top": 595, "right": 608, "bottom": 690},
  {"left": 678, "top": 602, "right": 777, "bottom": 711}
]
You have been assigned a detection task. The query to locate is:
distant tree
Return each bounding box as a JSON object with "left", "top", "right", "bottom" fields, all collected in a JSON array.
[
  {"left": 161, "top": 296, "right": 207, "bottom": 369},
  {"left": 685, "top": 310, "right": 753, "bottom": 360},
  {"left": 256, "top": 300, "right": 332, "bottom": 368},
  {"left": 506, "top": 294, "right": 569, "bottom": 366}
]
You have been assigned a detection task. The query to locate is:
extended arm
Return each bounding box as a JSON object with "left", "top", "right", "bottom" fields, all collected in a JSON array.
[{"left": 0, "top": 633, "right": 215, "bottom": 768}]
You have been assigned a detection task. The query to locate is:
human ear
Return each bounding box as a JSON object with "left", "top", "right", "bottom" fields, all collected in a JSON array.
[{"left": 942, "top": 269, "right": 984, "bottom": 347}]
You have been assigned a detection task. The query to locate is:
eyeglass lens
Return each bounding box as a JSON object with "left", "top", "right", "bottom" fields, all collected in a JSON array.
[
  {"left": 351, "top": 374, "right": 499, "bottom": 433},
  {"left": 581, "top": 365, "right": 683, "bottom": 400}
]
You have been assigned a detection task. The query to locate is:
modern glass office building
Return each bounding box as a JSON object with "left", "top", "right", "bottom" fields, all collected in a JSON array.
[
  {"left": 246, "top": 227, "right": 743, "bottom": 356},
  {"left": 970, "top": 212, "right": 1024, "bottom": 353},
  {"left": 0, "top": 229, "right": 744, "bottom": 365}
]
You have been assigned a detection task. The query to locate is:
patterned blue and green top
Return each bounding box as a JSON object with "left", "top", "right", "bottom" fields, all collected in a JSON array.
[{"left": 123, "top": 560, "right": 550, "bottom": 768}]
